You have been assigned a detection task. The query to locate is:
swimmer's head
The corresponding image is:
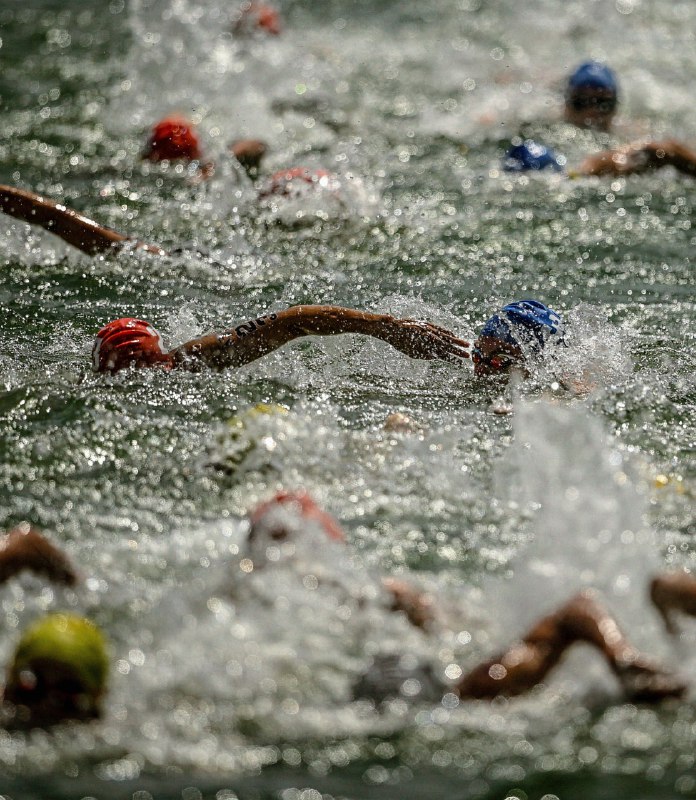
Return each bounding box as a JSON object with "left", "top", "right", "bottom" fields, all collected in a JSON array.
[
  {"left": 229, "top": 139, "right": 268, "bottom": 175},
  {"left": 564, "top": 61, "right": 618, "bottom": 131},
  {"left": 473, "top": 300, "right": 563, "bottom": 377},
  {"left": 92, "top": 318, "right": 173, "bottom": 374},
  {"left": 232, "top": 2, "right": 282, "bottom": 36},
  {"left": 248, "top": 491, "right": 345, "bottom": 561},
  {"left": 503, "top": 140, "right": 564, "bottom": 172},
  {"left": 143, "top": 116, "right": 202, "bottom": 162},
  {"left": 5, "top": 614, "right": 109, "bottom": 726}
]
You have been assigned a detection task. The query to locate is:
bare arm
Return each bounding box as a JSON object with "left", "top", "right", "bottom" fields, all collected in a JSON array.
[
  {"left": 573, "top": 139, "right": 696, "bottom": 178},
  {"left": 0, "top": 184, "right": 165, "bottom": 255},
  {"left": 650, "top": 571, "right": 696, "bottom": 634},
  {"left": 0, "top": 524, "right": 77, "bottom": 586},
  {"left": 170, "top": 305, "right": 470, "bottom": 371},
  {"left": 456, "top": 591, "right": 684, "bottom": 702}
]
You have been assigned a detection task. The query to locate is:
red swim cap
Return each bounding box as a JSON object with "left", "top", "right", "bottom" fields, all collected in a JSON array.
[
  {"left": 143, "top": 116, "right": 201, "bottom": 162},
  {"left": 92, "top": 318, "right": 172, "bottom": 374},
  {"left": 249, "top": 491, "right": 346, "bottom": 544},
  {"left": 233, "top": 2, "right": 282, "bottom": 36},
  {"left": 259, "top": 167, "right": 333, "bottom": 198}
]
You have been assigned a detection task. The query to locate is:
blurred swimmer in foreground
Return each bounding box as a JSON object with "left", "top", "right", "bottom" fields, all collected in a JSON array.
[
  {"left": 248, "top": 492, "right": 692, "bottom": 703},
  {"left": 0, "top": 525, "right": 109, "bottom": 727},
  {"left": 142, "top": 115, "right": 267, "bottom": 179},
  {"left": 92, "top": 311, "right": 470, "bottom": 374},
  {"left": 471, "top": 299, "right": 563, "bottom": 379}
]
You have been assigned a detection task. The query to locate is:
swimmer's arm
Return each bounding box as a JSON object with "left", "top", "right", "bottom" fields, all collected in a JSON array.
[
  {"left": 0, "top": 185, "right": 165, "bottom": 255},
  {"left": 170, "top": 305, "right": 470, "bottom": 371},
  {"left": 572, "top": 139, "right": 696, "bottom": 178},
  {"left": 650, "top": 571, "right": 696, "bottom": 635},
  {"left": 0, "top": 525, "right": 77, "bottom": 586}
]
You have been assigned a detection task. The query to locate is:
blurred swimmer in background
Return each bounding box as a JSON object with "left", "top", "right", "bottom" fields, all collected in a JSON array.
[
  {"left": 142, "top": 115, "right": 268, "bottom": 179},
  {"left": 231, "top": 2, "right": 282, "bottom": 37},
  {"left": 503, "top": 63, "right": 696, "bottom": 178}
]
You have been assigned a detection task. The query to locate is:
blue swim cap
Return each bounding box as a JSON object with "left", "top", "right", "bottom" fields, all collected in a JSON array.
[
  {"left": 567, "top": 61, "right": 618, "bottom": 97},
  {"left": 479, "top": 300, "right": 563, "bottom": 351},
  {"left": 503, "top": 140, "right": 564, "bottom": 172}
]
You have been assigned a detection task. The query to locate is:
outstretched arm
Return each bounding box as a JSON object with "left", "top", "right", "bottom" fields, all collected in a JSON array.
[
  {"left": 573, "top": 139, "right": 696, "bottom": 178},
  {"left": 650, "top": 571, "right": 696, "bottom": 634},
  {"left": 456, "top": 590, "right": 684, "bottom": 702},
  {"left": 0, "top": 524, "right": 77, "bottom": 586},
  {"left": 170, "top": 305, "right": 470, "bottom": 371},
  {"left": 0, "top": 185, "right": 165, "bottom": 255}
]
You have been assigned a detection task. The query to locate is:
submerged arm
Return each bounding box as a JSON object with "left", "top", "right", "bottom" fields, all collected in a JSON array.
[
  {"left": 171, "top": 305, "right": 470, "bottom": 371},
  {"left": 0, "top": 184, "right": 165, "bottom": 255}
]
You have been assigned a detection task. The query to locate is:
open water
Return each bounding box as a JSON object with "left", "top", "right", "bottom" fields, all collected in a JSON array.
[{"left": 0, "top": 1, "right": 695, "bottom": 798}]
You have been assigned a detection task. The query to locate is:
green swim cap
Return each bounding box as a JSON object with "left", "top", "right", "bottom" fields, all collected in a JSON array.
[{"left": 10, "top": 614, "right": 109, "bottom": 696}]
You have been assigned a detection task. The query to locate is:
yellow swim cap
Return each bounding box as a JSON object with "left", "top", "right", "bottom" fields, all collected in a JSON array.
[{"left": 10, "top": 614, "right": 109, "bottom": 697}]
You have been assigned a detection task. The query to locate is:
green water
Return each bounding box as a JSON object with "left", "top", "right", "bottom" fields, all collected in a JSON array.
[{"left": 1, "top": 1, "right": 695, "bottom": 798}]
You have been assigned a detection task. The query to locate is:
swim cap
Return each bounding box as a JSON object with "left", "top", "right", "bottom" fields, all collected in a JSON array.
[
  {"left": 9, "top": 614, "right": 109, "bottom": 699},
  {"left": 249, "top": 491, "right": 346, "bottom": 544},
  {"left": 143, "top": 116, "right": 201, "bottom": 162},
  {"left": 567, "top": 61, "right": 618, "bottom": 97},
  {"left": 233, "top": 2, "right": 282, "bottom": 36},
  {"left": 479, "top": 300, "right": 563, "bottom": 351},
  {"left": 92, "top": 317, "right": 170, "bottom": 374},
  {"left": 503, "top": 140, "right": 564, "bottom": 172}
]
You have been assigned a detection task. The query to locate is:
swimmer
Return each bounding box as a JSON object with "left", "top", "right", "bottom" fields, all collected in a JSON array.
[
  {"left": 247, "top": 491, "right": 436, "bottom": 630},
  {"left": 564, "top": 61, "right": 619, "bottom": 133},
  {"left": 92, "top": 310, "right": 470, "bottom": 374},
  {"left": 503, "top": 63, "right": 696, "bottom": 179},
  {"left": 471, "top": 299, "right": 562, "bottom": 378},
  {"left": 142, "top": 116, "right": 203, "bottom": 163},
  {"left": 247, "top": 492, "right": 687, "bottom": 703},
  {"left": 232, "top": 1, "right": 282, "bottom": 36},
  {"left": 563, "top": 62, "right": 696, "bottom": 178},
  {"left": 143, "top": 116, "right": 267, "bottom": 179},
  {"left": 0, "top": 526, "right": 108, "bottom": 727}
]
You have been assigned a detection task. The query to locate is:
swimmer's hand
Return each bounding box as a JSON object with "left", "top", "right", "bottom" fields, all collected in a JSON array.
[
  {"left": 382, "top": 319, "right": 470, "bottom": 363},
  {"left": 0, "top": 524, "right": 78, "bottom": 586}
]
